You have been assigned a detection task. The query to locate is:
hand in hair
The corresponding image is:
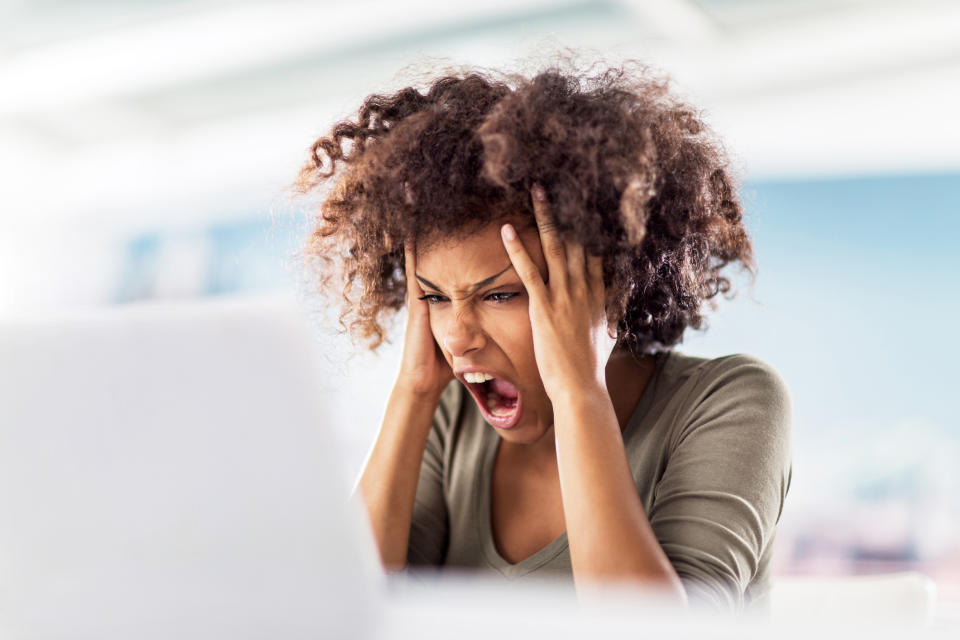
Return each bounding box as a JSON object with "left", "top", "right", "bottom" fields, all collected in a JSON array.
[{"left": 500, "top": 184, "right": 617, "bottom": 402}]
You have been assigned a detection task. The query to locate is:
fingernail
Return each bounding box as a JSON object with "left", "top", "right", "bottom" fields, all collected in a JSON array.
[
  {"left": 501, "top": 224, "right": 517, "bottom": 241},
  {"left": 532, "top": 184, "right": 546, "bottom": 202}
]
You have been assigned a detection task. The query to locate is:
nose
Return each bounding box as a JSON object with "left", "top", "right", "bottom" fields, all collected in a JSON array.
[{"left": 440, "top": 309, "right": 486, "bottom": 356}]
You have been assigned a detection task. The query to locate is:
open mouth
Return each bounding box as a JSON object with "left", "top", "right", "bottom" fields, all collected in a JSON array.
[{"left": 463, "top": 376, "right": 522, "bottom": 429}]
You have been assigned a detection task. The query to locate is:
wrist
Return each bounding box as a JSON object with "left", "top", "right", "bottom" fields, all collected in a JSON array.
[
  {"left": 380, "top": 383, "right": 443, "bottom": 445},
  {"left": 546, "top": 366, "right": 607, "bottom": 398},
  {"left": 548, "top": 378, "right": 610, "bottom": 411},
  {"left": 391, "top": 378, "right": 446, "bottom": 406}
]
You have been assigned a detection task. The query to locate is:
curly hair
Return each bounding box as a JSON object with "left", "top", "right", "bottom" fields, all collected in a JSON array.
[{"left": 292, "top": 62, "right": 755, "bottom": 358}]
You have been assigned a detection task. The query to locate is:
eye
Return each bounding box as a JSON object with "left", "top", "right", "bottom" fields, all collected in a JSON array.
[
  {"left": 417, "top": 294, "right": 447, "bottom": 306},
  {"left": 485, "top": 292, "right": 519, "bottom": 304}
]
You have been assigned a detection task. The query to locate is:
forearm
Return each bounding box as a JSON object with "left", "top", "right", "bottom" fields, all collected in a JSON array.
[
  {"left": 553, "top": 385, "right": 687, "bottom": 603},
  {"left": 355, "top": 383, "right": 439, "bottom": 570}
]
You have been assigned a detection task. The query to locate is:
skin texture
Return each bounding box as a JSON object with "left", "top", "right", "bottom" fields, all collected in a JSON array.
[
  {"left": 413, "top": 193, "right": 651, "bottom": 449},
  {"left": 413, "top": 213, "right": 554, "bottom": 447}
]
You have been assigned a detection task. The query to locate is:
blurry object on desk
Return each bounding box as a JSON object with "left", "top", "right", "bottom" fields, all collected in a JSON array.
[{"left": 0, "top": 294, "right": 380, "bottom": 639}]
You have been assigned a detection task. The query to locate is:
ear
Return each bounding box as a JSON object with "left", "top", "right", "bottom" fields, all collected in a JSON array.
[
  {"left": 607, "top": 320, "right": 618, "bottom": 341},
  {"left": 601, "top": 289, "right": 618, "bottom": 340}
]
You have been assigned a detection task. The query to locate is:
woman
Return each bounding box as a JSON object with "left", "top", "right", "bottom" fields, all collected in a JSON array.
[{"left": 293, "top": 64, "right": 792, "bottom": 613}]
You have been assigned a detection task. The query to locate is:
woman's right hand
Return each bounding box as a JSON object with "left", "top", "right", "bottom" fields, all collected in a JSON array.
[{"left": 395, "top": 236, "right": 454, "bottom": 398}]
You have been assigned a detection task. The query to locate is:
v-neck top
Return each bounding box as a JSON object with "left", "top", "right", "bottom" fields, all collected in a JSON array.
[{"left": 406, "top": 350, "right": 793, "bottom": 613}]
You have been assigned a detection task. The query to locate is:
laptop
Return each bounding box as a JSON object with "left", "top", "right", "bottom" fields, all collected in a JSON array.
[{"left": 0, "top": 293, "right": 382, "bottom": 639}]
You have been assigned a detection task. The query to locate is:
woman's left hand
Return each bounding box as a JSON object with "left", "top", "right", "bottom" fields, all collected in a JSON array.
[{"left": 500, "top": 185, "right": 618, "bottom": 402}]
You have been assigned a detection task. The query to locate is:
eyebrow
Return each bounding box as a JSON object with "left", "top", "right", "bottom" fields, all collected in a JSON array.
[{"left": 416, "top": 264, "right": 515, "bottom": 296}]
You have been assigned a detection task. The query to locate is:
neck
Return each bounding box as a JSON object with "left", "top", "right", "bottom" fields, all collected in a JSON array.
[{"left": 605, "top": 350, "right": 657, "bottom": 432}]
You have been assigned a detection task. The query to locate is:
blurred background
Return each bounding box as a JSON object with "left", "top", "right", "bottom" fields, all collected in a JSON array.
[{"left": 2, "top": 0, "right": 958, "bottom": 617}]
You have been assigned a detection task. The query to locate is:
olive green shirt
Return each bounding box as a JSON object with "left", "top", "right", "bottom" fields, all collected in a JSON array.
[{"left": 406, "top": 350, "right": 793, "bottom": 612}]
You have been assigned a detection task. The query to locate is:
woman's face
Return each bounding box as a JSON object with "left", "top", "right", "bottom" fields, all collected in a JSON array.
[{"left": 415, "top": 215, "right": 554, "bottom": 446}]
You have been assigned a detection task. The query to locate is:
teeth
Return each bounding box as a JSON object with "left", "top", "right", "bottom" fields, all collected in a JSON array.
[{"left": 464, "top": 371, "right": 495, "bottom": 384}]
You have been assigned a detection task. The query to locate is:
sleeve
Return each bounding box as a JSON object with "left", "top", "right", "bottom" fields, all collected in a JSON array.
[
  {"left": 405, "top": 381, "right": 459, "bottom": 566},
  {"left": 648, "top": 354, "right": 793, "bottom": 613}
]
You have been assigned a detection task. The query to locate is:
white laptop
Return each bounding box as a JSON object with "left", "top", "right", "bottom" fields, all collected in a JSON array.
[{"left": 0, "top": 294, "right": 382, "bottom": 639}]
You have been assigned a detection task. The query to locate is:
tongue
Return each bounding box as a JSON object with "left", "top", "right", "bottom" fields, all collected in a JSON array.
[{"left": 489, "top": 378, "right": 518, "bottom": 399}]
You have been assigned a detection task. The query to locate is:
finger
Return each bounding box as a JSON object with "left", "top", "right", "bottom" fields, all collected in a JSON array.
[
  {"left": 404, "top": 236, "right": 424, "bottom": 301},
  {"left": 587, "top": 253, "right": 604, "bottom": 304},
  {"left": 501, "top": 223, "right": 548, "bottom": 301},
  {"left": 530, "top": 184, "right": 567, "bottom": 288},
  {"left": 587, "top": 253, "right": 603, "bottom": 287},
  {"left": 566, "top": 240, "right": 585, "bottom": 289}
]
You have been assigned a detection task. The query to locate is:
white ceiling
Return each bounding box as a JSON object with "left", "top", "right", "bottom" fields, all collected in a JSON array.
[{"left": 1, "top": 0, "right": 959, "bottom": 231}]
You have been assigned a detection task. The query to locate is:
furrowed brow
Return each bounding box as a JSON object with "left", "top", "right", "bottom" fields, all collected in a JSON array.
[{"left": 416, "top": 264, "right": 514, "bottom": 296}]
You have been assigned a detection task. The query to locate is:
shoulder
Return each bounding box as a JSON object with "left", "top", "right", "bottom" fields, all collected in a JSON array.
[
  {"left": 665, "top": 350, "right": 784, "bottom": 382},
  {"left": 660, "top": 351, "right": 793, "bottom": 448},
  {"left": 664, "top": 351, "right": 791, "bottom": 411}
]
